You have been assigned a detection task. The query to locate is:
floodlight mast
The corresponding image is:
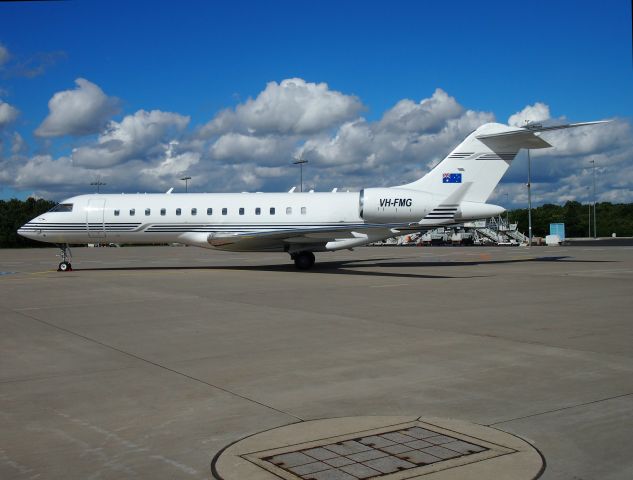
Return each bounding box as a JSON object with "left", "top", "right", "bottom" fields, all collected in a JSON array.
[
  {"left": 90, "top": 180, "right": 106, "bottom": 193},
  {"left": 180, "top": 176, "right": 192, "bottom": 193},
  {"left": 527, "top": 147, "right": 532, "bottom": 247},
  {"left": 524, "top": 121, "right": 542, "bottom": 247},
  {"left": 590, "top": 160, "right": 597, "bottom": 238},
  {"left": 587, "top": 187, "right": 592, "bottom": 238},
  {"left": 293, "top": 158, "right": 308, "bottom": 192}
]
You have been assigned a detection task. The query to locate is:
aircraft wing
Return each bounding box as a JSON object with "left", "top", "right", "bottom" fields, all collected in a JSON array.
[{"left": 206, "top": 222, "right": 427, "bottom": 251}]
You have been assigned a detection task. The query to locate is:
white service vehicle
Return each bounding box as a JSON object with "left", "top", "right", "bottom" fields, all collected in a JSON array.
[{"left": 19, "top": 121, "right": 606, "bottom": 270}]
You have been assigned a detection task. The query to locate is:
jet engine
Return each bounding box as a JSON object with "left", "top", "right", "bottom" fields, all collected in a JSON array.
[{"left": 359, "top": 188, "right": 433, "bottom": 223}]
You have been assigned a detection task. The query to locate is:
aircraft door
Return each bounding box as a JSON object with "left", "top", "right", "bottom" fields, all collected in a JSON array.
[{"left": 86, "top": 198, "right": 106, "bottom": 238}]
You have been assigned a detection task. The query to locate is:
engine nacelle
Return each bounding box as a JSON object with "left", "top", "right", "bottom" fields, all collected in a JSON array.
[{"left": 360, "top": 188, "right": 433, "bottom": 223}]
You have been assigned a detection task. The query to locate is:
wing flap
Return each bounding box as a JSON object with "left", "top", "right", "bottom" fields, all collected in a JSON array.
[{"left": 207, "top": 223, "right": 415, "bottom": 250}]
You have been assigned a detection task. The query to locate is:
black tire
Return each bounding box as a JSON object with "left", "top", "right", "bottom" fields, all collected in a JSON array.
[
  {"left": 294, "top": 251, "right": 315, "bottom": 270},
  {"left": 58, "top": 262, "right": 71, "bottom": 272}
]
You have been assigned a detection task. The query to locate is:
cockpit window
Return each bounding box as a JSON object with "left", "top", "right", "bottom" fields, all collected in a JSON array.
[{"left": 49, "top": 203, "right": 73, "bottom": 212}]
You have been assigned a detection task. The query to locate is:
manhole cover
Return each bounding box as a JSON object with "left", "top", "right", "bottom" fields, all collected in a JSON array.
[{"left": 212, "top": 416, "right": 544, "bottom": 479}]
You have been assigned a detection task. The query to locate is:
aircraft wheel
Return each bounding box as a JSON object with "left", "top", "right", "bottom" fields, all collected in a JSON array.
[
  {"left": 293, "top": 251, "right": 315, "bottom": 270},
  {"left": 58, "top": 261, "right": 72, "bottom": 272}
]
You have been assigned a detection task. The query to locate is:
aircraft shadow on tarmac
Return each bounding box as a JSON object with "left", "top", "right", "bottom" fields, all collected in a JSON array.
[{"left": 74, "top": 255, "right": 614, "bottom": 280}]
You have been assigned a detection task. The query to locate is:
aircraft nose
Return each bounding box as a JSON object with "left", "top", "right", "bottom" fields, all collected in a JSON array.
[{"left": 17, "top": 218, "right": 41, "bottom": 239}]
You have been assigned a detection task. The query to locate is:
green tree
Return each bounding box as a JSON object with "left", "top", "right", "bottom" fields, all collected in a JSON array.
[
  {"left": 0, "top": 198, "right": 56, "bottom": 248},
  {"left": 509, "top": 201, "right": 633, "bottom": 237}
]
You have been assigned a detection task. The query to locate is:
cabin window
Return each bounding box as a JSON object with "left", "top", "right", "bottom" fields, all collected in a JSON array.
[
  {"left": 286, "top": 207, "right": 292, "bottom": 215},
  {"left": 239, "top": 207, "right": 244, "bottom": 215},
  {"left": 301, "top": 207, "right": 307, "bottom": 215},
  {"left": 270, "top": 207, "right": 275, "bottom": 215},
  {"left": 49, "top": 203, "right": 73, "bottom": 213},
  {"left": 130, "top": 208, "right": 135, "bottom": 216},
  {"left": 176, "top": 208, "right": 181, "bottom": 216},
  {"left": 222, "top": 208, "right": 228, "bottom": 215},
  {"left": 114, "top": 210, "right": 120, "bottom": 216},
  {"left": 145, "top": 208, "right": 151, "bottom": 216},
  {"left": 207, "top": 208, "right": 213, "bottom": 215},
  {"left": 255, "top": 207, "right": 261, "bottom": 215},
  {"left": 160, "top": 208, "right": 166, "bottom": 216},
  {"left": 191, "top": 208, "right": 197, "bottom": 215}
]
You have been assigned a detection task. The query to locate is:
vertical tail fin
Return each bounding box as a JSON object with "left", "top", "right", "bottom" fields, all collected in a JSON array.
[
  {"left": 397, "top": 120, "right": 609, "bottom": 203},
  {"left": 396, "top": 122, "right": 551, "bottom": 203}
]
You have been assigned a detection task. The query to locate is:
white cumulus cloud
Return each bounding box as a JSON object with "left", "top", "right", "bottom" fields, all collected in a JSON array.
[
  {"left": 11, "top": 132, "right": 26, "bottom": 154},
  {"left": 200, "top": 78, "right": 363, "bottom": 137},
  {"left": 72, "top": 109, "right": 190, "bottom": 168},
  {"left": 296, "top": 91, "right": 494, "bottom": 188},
  {"left": 15, "top": 155, "right": 86, "bottom": 189},
  {"left": 0, "top": 99, "right": 19, "bottom": 128},
  {"left": 379, "top": 88, "right": 464, "bottom": 132},
  {"left": 35, "top": 78, "right": 120, "bottom": 137},
  {"left": 6, "top": 79, "right": 633, "bottom": 206},
  {"left": 508, "top": 102, "right": 551, "bottom": 127},
  {"left": 210, "top": 133, "right": 294, "bottom": 165},
  {"left": 0, "top": 43, "right": 9, "bottom": 67}
]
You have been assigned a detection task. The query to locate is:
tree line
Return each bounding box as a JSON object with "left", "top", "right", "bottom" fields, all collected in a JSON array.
[
  {"left": 0, "top": 198, "right": 56, "bottom": 248},
  {"left": 508, "top": 201, "right": 633, "bottom": 238},
  {"left": 1, "top": 197, "right": 632, "bottom": 248}
]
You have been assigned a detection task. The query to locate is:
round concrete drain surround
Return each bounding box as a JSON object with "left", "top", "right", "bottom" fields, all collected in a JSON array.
[{"left": 212, "top": 416, "right": 544, "bottom": 480}]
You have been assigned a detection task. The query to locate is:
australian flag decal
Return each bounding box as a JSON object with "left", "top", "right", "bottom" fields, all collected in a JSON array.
[{"left": 443, "top": 173, "right": 462, "bottom": 183}]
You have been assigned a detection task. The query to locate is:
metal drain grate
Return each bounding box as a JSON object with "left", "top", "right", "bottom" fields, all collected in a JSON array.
[{"left": 262, "top": 426, "right": 487, "bottom": 480}]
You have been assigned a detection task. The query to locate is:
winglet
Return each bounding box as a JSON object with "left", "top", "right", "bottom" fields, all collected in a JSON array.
[{"left": 166, "top": 188, "right": 174, "bottom": 194}]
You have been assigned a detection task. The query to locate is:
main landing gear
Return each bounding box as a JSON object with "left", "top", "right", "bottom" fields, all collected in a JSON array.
[
  {"left": 56, "top": 244, "right": 72, "bottom": 272},
  {"left": 291, "top": 251, "right": 315, "bottom": 270}
]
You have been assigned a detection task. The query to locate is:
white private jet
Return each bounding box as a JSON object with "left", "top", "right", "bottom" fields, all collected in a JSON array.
[{"left": 19, "top": 121, "right": 606, "bottom": 270}]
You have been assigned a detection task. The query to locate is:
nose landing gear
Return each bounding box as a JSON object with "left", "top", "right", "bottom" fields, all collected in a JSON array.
[
  {"left": 291, "top": 251, "right": 315, "bottom": 270},
  {"left": 56, "top": 244, "right": 72, "bottom": 272}
]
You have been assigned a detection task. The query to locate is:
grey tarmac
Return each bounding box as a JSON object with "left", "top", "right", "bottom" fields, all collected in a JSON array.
[{"left": 0, "top": 245, "right": 632, "bottom": 479}]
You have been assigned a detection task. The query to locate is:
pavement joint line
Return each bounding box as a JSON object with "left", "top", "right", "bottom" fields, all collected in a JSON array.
[
  {"left": 10, "top": 308, "right": 305, "bottom": 423},
  {"left": 0, "top": 365, "right": 141, "bottom": 385},
  {"left": 12, "top": 298, "right": 160, "bottom": 311},
  {"left": 198, "top": 294, "right": 633, "bottom": 362},
  {"left": 488, "top": 391, "right": 633, "bottom": 426}
]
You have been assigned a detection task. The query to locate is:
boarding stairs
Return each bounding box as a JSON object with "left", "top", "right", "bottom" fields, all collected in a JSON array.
[
  {"left": 506, "top": 228, "right": 528, "bottom": 243},
  {"left": 475, "top": 227, "right": 501, "bottom": 244}
]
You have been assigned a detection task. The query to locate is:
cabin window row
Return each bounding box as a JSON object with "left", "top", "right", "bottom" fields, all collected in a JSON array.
[{"left": 113, "top": 207, "right": 308, "bottom": 216}]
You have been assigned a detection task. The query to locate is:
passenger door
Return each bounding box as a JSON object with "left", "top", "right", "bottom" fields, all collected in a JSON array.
[{"left": 86, "top": 198, "right": 106, "bottom": 238}]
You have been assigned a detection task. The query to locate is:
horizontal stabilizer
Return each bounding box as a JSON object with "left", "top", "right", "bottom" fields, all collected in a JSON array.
[
  {"left": 522, "top": 120, "right": 611, "bottom": 133},
  {"left": 476, "top": 129, "right": 552, "bottom": 149},
  {"left": 476, "top": 120, "right": 610, "bottom": 150}
]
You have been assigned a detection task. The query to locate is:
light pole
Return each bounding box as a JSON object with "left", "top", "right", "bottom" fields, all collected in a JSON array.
[
  {"left": 293, "top": 158, "right": 308, "bottom": 192},
  {"left": 523, "top": 121, "right": 544, "bottom": 246},
  {"left": 180, "top": 176, "right": 192, "bottom": 193},
  {"left": 587, "top": 187, "right": 592, "bottom": 238},
  {"left": 90, "top": 180, "right": 106, "bottom": 193},
  {"left": 590, "top": 160, "right": 596, "bottom": 238},
  {"left": 527, "top": 148, "right": 532, "bottom": 247}
]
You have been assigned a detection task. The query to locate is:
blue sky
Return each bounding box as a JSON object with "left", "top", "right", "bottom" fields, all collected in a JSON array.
[{"left": 0, "top": 0, "right": 632, "bottom": 205}]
